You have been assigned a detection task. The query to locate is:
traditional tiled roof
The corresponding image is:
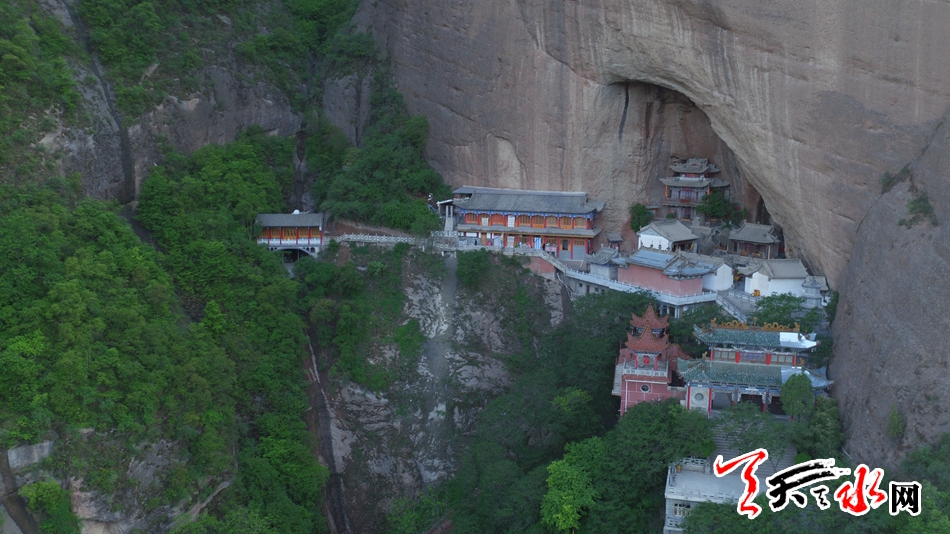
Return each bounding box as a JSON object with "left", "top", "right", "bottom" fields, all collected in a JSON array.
[
  {"left": 606, "top": 232, "right": 623, "bottom": 242},
  {"left": 639, "top": 219, "right": 699, "bottom": 243},
  {"left": 729, "top": 223, "right": 779, "bottom": 244},
  {"left": 624, "top": 328, "right": 672, "bottom": 353},
  {"left": 677, "top": 251, "right": 726, "bottom": 269},
  {"left": 451, "top": 186, "right": 605, "bottom": 215},
  {"left": 680, "top": 360, "right": 784, "bottom": 388},
  {"left": 670, "top": 157, "right": 720, "bottom": 174},
  {"left": 587, "top": 247, "right": 620, "bottom": 265},
  {"left": 659, "top": 177, "right": 730, "bottom": 188},
  {"left": 760, "top": 258, "right": 808, "bottom": 279},
  {"left": 693, "top": 321, "right": 817, "bottom": 351},
  {"left": 455, "top": 223, "right": 602, "bottom": 238},
  {"left": 629, "top": 304, "right": 670, "bottom": 330},
  {"left": 694, "top": 324, "right": 783, "bottom": 348},
  {"left": 626, "top": 249, "right": 715, "bottom": 278},
  {"left": 256, "top": 212, "right": 324, "bottom": 227},
  {"left": 781, "top": 367, "right": 834, "bottom": 389},
  {"left": 679, "top": 360, "right": 833, "bottom": 389},
  {"left": 627, "top": 249, "right": 676, "bottom": 269}
]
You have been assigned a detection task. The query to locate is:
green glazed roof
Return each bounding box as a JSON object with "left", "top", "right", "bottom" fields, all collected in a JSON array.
[
  {"left": 679, "top": 360, "right": 783, "bottom": 388},
  {"left": 694, "top": 325, "right": 782, "bottom": 348}
]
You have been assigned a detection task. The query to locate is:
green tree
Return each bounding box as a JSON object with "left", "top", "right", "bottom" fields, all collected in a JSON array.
[
  {"left": 457, "top": 249, "right": 491, "bottom": 289},
  {"left": 629, "top": 203, "right": 652, "bottom": 231},
  {"left": 753, "top": 293, "right": 804, "bottom": 328},
  {"left": 669, "top": 304, "right": 730, "bottom": 358},
  {"left": 780, "top": 372, "right": 814, "bottom": 420},
  {"left": 796, "top": 397, "right": 844, "bottom": 458},
  {"left": 19, "top": 480, "right": 80, "bottom": 534},
  {"left": 716, "top": 402, "right": 788, "bottom": 471},
  {"left": 541, "top": 438, "right": 605, "bottom": 532},
  {"left": 696, "top": 191, "right": 731, "bottom": 220}
]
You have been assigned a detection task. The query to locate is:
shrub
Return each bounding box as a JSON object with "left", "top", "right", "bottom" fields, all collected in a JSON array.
[
  {"left": 394, "top": 319, "right": 426, "bottom": 359},
  {"left": 886, "top": 405, "right": 906, "bottom": 439},
  {"left": 899, "top": 190, "right": 938, "bottom": 227},
  {"left": 880, "top": 165, "right": 910, "bottom": 194},
  {"left": 457, "top": 249, "right": 491, "bottom": 290},
  {"left": 629, "top": 203, "right": 652, "bottom": 231},
  {"left": 19, "top": 481, "right": 80, "bottom": 534},
  {"left": 695, "top": 191, "right": 731, "bottom": 219}
]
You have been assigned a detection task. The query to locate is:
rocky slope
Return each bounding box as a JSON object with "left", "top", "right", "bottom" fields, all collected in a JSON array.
[
  {"left": 313, "top": 251, "right": 564, "bottom": 533},
  {"left": 37, "top": 0, "right": 302, "bottom": 203},
  {"left": 354, "top": 0, "right": 950, "bottom": 466}
]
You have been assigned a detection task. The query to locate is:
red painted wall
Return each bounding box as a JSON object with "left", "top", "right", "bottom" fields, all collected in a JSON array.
[
  {"left": 619, "top": 377, "right": 679, "bottom": 415},
  {"left": 616, "top": 264, "right": 703, "bottom": 296}
]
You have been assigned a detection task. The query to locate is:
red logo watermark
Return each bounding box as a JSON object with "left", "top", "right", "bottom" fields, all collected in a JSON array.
[{"left": 714, "top": 452, "right": 922, "bottom": 518}]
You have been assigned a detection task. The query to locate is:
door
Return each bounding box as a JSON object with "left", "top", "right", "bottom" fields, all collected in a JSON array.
[
  {"left": 507, "top": 215, "right": 515, "bottom": 227},
  {"left": 559, "top": 238, "right": 571, "bottom": 259}
]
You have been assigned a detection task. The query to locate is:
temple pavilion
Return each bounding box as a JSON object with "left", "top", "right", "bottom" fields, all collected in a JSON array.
[
  {"left": 612, "top": 304, "right": 690, "bottom": 415},
  {"left": 681, "top": 319, "right": 832, "bottom": 415},
  {"left": 446, "top": 186, "right": 605, "bottom": 260},
  {"left": 661, "top": 158, "right": 730, "bottom": 221},
  {"left": 256, "top": 211, "right": 324, "bottom": 257}
]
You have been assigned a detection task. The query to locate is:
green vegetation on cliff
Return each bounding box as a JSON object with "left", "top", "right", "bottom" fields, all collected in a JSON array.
[
  {"left": 139, "top": 129, "right": 329, "bottom": 532},
  {"left": 0, "top": 128, "right": 339, "bottom": 532},
  {"left": 0, "top": 4, "right": 80, "bottom": 172},
  {"left": 78, "top": 0, "right": 361, "bottom": 113}
]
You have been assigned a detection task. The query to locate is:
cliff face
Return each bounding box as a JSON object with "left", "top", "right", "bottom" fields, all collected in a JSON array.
[
  {"left": 356, "top": 0, "right": 950, "bottom": 466},
  {"left": 37, "top": 0, "right": 302, "bottom": 203}
]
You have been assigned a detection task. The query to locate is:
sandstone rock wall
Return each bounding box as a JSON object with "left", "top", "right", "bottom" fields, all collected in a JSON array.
[{"left": 356, "top": 0, "right": 950, "bottom": 467}]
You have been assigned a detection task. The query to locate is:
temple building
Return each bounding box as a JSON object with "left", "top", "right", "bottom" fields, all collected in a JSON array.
[
  {"left": 637, "top": 219, "right": 699, "bottom": 251},
  {"left": 740, "top": 258, "right": 810, "bottom": 297},
  {"left": 681, "top": 319, "right": 831, "bottom": 415},
  {"left": 256, "top": 211, "right": 324, "bottom": 256},
  {"left": 612, "top": 305, "right": 690, "bottom": 415},
  {"left": 447, "top": 186, "right": 605, "bottom": 260},
  {"left": 728, "top": 222, "right": 780, "bottom": 258},
  {"left": 661, "top": 158, "right": 730, "bottom": 221},
  {"left": 615, "top": 249, "right": 715, "bottom": 299}
]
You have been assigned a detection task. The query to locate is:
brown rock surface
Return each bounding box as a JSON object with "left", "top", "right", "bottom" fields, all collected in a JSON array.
[{"left": 356, "top": 0, "right": 950, "bottom": 466}]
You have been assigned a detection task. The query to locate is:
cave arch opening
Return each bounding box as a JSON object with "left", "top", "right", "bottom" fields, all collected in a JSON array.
[{"left": 606, "top": 80, "right": 777, "bottom": 251}]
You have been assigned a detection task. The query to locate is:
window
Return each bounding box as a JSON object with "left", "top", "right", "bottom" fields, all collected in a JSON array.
[
  {"left": 561, "top": 239, "right": 570, "bottom": 251},
  {"left": 546, "top": 216, "right": 558, "bottom": 227},
  {"left": 532, "top": 215, "right": 544, "bottom": 227},
  {"left": 673, "top": 503, "right": 692, "bottom": 517},
  {"left": 517, "top": 215, "right": 530, "bottom": 226},
  {"left": 282, "top": 228, "right": 296, "bottom": 239},
  {"left": 490, "top": 214, "right": 505, "bottom": 226},
  {"left": 574, "top": 217, "right": 586, "bottom": 228},
  {"left": 640, "top": 384, "right": 650, "bottom": 393},
  {"left": 560, "top": 216, "right": 572, "bottom": 228},
  {"left": 465, "top": 213, "right": 477, "bottom": 224}
]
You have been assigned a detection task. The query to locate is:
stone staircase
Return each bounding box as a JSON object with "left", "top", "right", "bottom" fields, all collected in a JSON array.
[
  {"left": 716, "top": 292, "right": 748, "bottom": 322},
  {"left": 709, "top": 428, "right": 797, "bottom": 479}
]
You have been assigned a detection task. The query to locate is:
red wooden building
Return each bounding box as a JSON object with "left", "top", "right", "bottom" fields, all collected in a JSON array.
[
  {"left": 612, "top": 305, "right": 689, "bottom": 415},
  {"left": 446, "top": 186, "right": 605, "bottom": 260},
  {"left": 256, "top": 211, "right": 324, "bottom": 256}
]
